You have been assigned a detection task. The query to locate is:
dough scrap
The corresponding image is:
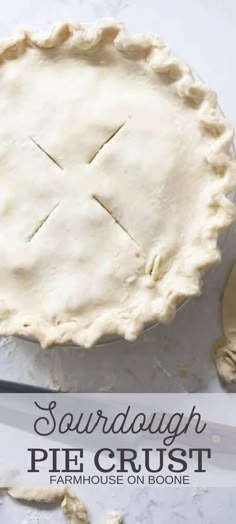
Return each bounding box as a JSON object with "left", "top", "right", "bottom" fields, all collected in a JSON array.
[
  {"left": 215, "top": 263, "right": 236, "bottom": 383},
  {"left": 8, "top": 487, "right": 89, "bottom": 524},
  {"left": 7, "top": 487, "right": 123, "bottom": 523},
  {"left": 103, "top": 512, "right": 123, "bottom": 524},
  {"left": 215, "top": 338, "right": 236, "bottom": 383},
  {"left": 8, "top": 486, "right": 66, "bottom": 503},
  {"left": 61, "top": 489, "right": 90, "bottom": 524}
]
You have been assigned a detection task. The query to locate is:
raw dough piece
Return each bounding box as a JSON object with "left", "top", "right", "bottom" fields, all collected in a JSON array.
[
  {"left": 215, "top": 264, "right": 236, "bottom": 382},
  {"left": 8, "top": 486, "right": 66, "bottom": 503},
  {"left": 62, "top": 489, "right": 90, "bottom": 524},
  {"left": 8, "top": 487, "right": 89, "bottom": 524},
  {"left": 8, "top": 487, "right": 123, "bottom": 523},
  {"left": 103, "top": 512, "right": 123, "bottom": 524}
]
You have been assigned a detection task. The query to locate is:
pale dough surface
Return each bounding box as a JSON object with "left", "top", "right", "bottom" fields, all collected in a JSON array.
[
  {"left": 103, "top": 512, "right": 123, "bottom": 524},
  {"left": 8, "top": 487, "right": 123, "bottom": 523},
  {"left": 8, "top": 486, "right": 66, "bottom": 503},
  {"left": 0, "top": 19, "right": 235, "bottom": 348},
  {"left": 215, "top": 263, "right": 236, "bottom": 382},
  {"left": 8, "top": 487, "right": 88, "bottom": 524}
]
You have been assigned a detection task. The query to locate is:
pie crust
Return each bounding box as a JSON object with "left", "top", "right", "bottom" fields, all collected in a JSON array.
[{"left": 0, "top": 19, "right": 235, "bottom": 348}]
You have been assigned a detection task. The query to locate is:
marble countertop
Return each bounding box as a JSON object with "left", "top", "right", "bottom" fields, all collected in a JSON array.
[
  {"left": 1, "top": 486, "right": 236, "bottom": 524},
  {"left": 0, "top": 0, "right": 236, "bottom": 522}
]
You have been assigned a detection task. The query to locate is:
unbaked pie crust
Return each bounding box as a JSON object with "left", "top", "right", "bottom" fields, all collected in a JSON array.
[{"left": 0, "top": 19, "right": 235, "bottom": 348}]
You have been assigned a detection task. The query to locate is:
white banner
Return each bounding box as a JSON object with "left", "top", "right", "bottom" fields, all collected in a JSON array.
[{"left": 0, "top": 393, "right": 236, "bottom": 487}]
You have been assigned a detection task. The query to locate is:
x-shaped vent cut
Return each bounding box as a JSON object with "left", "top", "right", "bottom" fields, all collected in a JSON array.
[{"left": 27, "top": 121, "right": 141, "bottom": 251}]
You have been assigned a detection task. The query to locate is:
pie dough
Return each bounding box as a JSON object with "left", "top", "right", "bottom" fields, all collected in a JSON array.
[
  {"left": 8, "top": 487, "right": 89, "bottom": 524},
  {"left": 0, "top": 19, "right": 235, "bottom": 348},
  {"left": 103, "top": 512, "right": 123, "bottom": 524},
  {"left": 7, "top": 487, "right": 123, "bottom": 524},
  {"left": 215, "top": 263, "right": 236, "bottom": 382}
]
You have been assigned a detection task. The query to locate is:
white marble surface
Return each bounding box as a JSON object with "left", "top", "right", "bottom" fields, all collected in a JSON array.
[
  {"left": 1, "top": 0, "right": 236, "bottom": 522},
  {"left": 1, "top": 485, "right": 236, "bottom": 524},
  {"left": 1, "top": 486, "right": 236, "bottom": 524}
]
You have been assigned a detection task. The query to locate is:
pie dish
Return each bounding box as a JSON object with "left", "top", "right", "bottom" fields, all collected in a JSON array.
[{"left": 0, "top": 19, "right": 235, "bottom": 349}]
